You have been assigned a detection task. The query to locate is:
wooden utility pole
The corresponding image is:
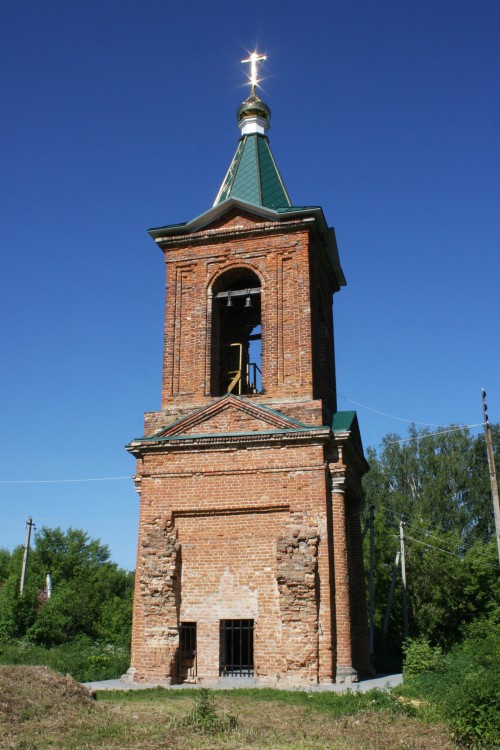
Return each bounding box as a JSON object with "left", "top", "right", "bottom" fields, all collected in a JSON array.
[
  {"left": 482, "top": 390, "right": 500, "bottom": 564},
  {"left": 383, "top": 549, "right": 400, "bottom": 639},
  {"left": 369, "top": 504, "right": 375, "bottom": 654},
  {"left": 20, "top": 517, "right": 35, "bottom": 594},
  {"left": 400, "top": 519, "right": 409, "bottom": 638}
]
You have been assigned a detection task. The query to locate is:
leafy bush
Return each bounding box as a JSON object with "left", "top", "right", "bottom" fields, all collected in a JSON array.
[
  {"left": 446, "top": 670, "right": 500, "bottom": 748},
  {"left": 96, "top": 595, "right": 133, "bottom": 648},
  {"left": 402, "top": 637, "right": 444, "bottom": 677},
  {"left": 397, "top": 609, "right": 500, "bottom": 748},
  {"left": 0, "top": 578, "right": 21, "bottom": 641},
  {"left": 443, "top": 609, "right": 500, "bottom": 747},
  {"left": 0, "top": 578, "right": 38, "bottom": 641},
  {"left": 25, "top": 588, "right": 74, "bottom": 646},
  {"left": 0, "top": 638, "right": 130, "bottom": 682}
]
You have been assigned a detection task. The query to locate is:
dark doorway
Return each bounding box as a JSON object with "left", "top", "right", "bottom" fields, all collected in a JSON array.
[
  {"left": 211, "top": 269, "right": 262, "bottom": 396},
  {"left": 178, "top": 622, "right": 197, "bottom": 682},
  {"left": 219, "top": 619, "right": 254, "bottom": 677}
]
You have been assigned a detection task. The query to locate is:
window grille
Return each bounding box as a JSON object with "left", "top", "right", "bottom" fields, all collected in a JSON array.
[
  {"left": 219, "top": 619, "right": 254, "bottom": 677},
  {"left": 178, "top": 622, "right": 197, "bottom": 681}
]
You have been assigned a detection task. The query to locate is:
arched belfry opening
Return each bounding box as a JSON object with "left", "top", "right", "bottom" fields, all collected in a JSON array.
[{"left": 210, "top": 267, "right": 262, "bottom": 396}]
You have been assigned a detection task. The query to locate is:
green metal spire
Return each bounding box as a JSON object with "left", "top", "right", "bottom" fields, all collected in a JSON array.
[
  {"left": 214, "top": 132, "right": 291, "bottom": 209},
  {"left": 213, "top": 88, "right": 291, "bottom": 210}
]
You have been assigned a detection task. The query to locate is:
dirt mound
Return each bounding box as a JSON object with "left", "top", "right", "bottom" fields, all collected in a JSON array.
[{"left": 0, "top": 665, "right": 95, "bottom": 725}]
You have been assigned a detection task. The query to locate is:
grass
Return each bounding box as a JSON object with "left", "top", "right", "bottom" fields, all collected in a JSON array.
[
  {"left": 97, "top": 684, "right": 404, "bottom": 716},
  {"left": 0, "top": 665, "right": 459, "bottom": 750}
]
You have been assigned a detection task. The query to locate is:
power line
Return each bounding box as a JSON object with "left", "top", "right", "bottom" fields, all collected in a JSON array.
[
  {"left": 336, "top": 392, "right": 489, "bottom": 450},
  {"left": 0, "top": 476, "right": 131, "bottom": 485},
  {"left": 384, "top": 424, "right": 484, "bottom": 446},
  {"left": 408, "top": 527, "right": 495, "bottom": 562},
  {"left": 407, "top": 534, "right": 500, "bottom": 570},
  {"left": 337, "top": 393, "right": 444, "bottom": 427},
  {"left": 396, "top": 533, "right": 500, "bottom": 570},
  {"left": 410, "top": 526, "right": 468, "bottom": 548},
  {"left": 384, "top": 511, "right": 495, "bottom": 560}
]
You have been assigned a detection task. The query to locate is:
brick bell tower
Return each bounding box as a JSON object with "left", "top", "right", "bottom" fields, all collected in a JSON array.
[{"left": 125, "top": 55, "right": 372, "bottom": 686}]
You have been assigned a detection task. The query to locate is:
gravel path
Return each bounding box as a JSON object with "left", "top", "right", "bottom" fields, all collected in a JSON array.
[{"left": 83, "top": 673, "right": 403, "bottom": 692}]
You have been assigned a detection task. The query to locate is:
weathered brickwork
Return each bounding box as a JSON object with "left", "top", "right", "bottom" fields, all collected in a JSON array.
[
  {"left": 132, "top": 520, "right": 180, "bottom": 682},
  {"left": 276, "top": 525, "right": 320, "bottom": 682},
  {"left": 127, "top": 206, "right": 372, "bottom": 686}
]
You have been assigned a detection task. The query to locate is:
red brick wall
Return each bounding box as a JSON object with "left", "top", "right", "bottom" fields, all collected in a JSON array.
[
  {"left": 130, "top": 439, "right": 336, "bottom": 684},
  {"left": 129, "top": 206, "right": 371, "bottom": 686}
]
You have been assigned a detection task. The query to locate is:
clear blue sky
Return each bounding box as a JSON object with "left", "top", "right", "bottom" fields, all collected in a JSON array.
[{"left": 1, "top": 1, "right": 498, "bottom": 571}]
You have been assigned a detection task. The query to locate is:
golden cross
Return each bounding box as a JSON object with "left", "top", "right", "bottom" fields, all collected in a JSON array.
[{"left": 241, "top": 51, "right": 267, "bottom": 91}]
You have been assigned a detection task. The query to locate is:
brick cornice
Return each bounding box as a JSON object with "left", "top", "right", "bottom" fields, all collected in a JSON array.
[
  {"left": 140, "top": 463, "right": 328, "bottom": 480},
  {"left": 156, "top": 218, "right": 313, "bottom": 251},
  {"left": 127, "top": 426, "right": 331, "bottom": 456}
]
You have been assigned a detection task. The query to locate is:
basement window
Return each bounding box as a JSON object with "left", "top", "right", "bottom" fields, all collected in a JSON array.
[
  {"left": 219, "top": 619, "right": 254, "bottom": 677},
  {"left": 211, "top": 268, "right": 262, "bottom": 396}
]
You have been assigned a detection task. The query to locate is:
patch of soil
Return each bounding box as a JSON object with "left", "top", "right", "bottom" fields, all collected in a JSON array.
[{"left": 0, "top": 665, "right": 95, "bottom": 725}]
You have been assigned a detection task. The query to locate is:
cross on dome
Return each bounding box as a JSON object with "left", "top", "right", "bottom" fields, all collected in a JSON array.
[
  {"left": 236, "top": 51, "right": 271, "bottom": 137},
  {"left": 241, "top": 51, "right": 267, "bottom": 92}
]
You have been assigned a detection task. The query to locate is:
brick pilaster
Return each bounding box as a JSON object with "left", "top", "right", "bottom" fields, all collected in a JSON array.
[{"left": 331, "top": 479, "right": 358, "bottom": 683}]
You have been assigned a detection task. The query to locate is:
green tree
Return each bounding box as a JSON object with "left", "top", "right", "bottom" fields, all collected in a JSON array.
[
  {"left": 0, "top": 527, "right": 134, "bottom": 648},
  {"left": 0, "top": 575, "right": 38, "bottom": 641},
  {"left": 0, "top": 548, "right": 11, "bottom": 583},
  {"left": 363, "top": 424, "right": 499, "bottom": 659},
  {"left": 34, "top": 527, "right": 111, "bottom": 583},
  {"left": 96, "top": 595, "right": 134, "bottom": 647}
]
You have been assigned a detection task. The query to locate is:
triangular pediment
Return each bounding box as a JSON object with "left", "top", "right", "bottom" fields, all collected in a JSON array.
[
  {"left": 153, "top": 395, "right": 307, "bottom": 439},
  {"left": 149, "top": 198, "right": 281, "bottom": 241},
  {"left": 201, "top": 207, "right": 271, "bottom": 232}
]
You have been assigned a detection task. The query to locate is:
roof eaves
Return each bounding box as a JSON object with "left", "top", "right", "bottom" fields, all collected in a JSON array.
[
  {"left": 332, "top": 410, "right": 357, "bottom": 432},
  {"left": 332, "top": 411, "right": 364, "bottom": 456},
  {"left": 127, "top": 425, "right": 329, "bottom": 446},
  {"left": 182, "top": 426, "right": 319, "bottom": 441},
  {"left": 149, "top": 203, "right": 323, "bottom": 241},
  {"left": 148, "top": 198, "right": 282, "bottom": 241}
]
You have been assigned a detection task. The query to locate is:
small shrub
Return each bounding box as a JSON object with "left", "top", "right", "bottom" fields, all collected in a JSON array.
[
  {"left": 446, "top": 671, "right": 500, "bottom": 748},
  {"left": 399, "top": 610, "right": 500, "bottom": 748},
  {"left": 174, "top": 688, "right": 237, "bottom": 734},
  {"left": 443, "top": 612, "right": 500, "bottom": 748},
  {"left": 402, "top": 637, "right": 444, "bottom": 677}
]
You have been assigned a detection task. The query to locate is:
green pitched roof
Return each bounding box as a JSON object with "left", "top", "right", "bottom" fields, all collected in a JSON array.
[
  {"left": 214, "top": 134, "right": 291, "bottom": 210},
  {"left": 331, "top": 411, "right": 357, "bottom": 432},
  {"left": 332, "top": 411, "right": 364, "bottom": 456}
]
